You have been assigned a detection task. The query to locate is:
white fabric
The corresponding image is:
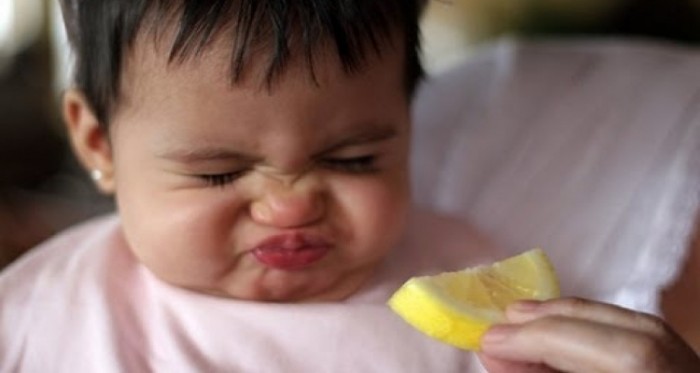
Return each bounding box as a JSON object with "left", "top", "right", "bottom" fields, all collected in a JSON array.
[
  {"left": 412, "top": 38, "right": 700, "bottom": 314},
  {"left": 0, "top": 211, "right": 494, "bottom": 373}
]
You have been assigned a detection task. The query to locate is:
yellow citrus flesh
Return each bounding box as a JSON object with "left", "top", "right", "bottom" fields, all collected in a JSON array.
[{"left": 387, "top": 248, "right": 560, "bottom": 350}]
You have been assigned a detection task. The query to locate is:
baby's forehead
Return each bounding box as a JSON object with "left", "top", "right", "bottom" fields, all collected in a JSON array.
[
  {"left": 128, "top": 5, "right": 402, "bottom": 84},
  {"left": 119, "top": 24, "right": 405, "bottom": 105}
]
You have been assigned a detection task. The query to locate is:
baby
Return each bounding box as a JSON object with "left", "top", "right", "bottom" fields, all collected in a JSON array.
[{"left": 0, "top": 0, "right": 697, "bottom": 372}]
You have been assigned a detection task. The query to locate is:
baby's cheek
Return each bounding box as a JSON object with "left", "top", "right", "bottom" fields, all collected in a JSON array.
[
  {"left": 120, "top": 192, "right": 244, "bottom": 279},
  {"left": 334, "top": 177, "right": 409, "bottom": 247}
]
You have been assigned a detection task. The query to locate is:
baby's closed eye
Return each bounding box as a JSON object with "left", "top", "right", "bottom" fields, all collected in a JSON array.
[
  {"left": 198, "top": 171, "right": 248, "bottom": 187},
  {"left": 320, "top": 155, "right": 378, "bottom": 173}
]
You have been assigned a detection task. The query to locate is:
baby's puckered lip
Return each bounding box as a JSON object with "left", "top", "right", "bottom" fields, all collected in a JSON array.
[{"left": 250, "top": 232, "right": 332, "bottom": 270}]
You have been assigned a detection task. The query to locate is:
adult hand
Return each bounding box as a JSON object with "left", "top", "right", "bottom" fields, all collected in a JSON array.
[{"left": 478, "top": 297, "right": 700, "bottom": 373}]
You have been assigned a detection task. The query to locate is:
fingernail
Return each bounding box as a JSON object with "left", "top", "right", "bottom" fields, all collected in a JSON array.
[
  {"left": 481, "top": 324, "right": 517, "bottom": 345},
  {"left": 510, "top": 300, "right": 542, "bottom": 312}
]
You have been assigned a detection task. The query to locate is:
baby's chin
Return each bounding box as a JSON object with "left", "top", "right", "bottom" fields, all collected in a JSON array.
[
  {"left": 178, "top": 266, "right": 378, "bottom": 303},
  {"left": 161, "top": 272, "right": 358, "bottom": 303}
]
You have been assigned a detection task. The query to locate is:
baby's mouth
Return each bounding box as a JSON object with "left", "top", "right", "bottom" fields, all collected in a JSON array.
[{"left": 251, "top": 233, "right": 331, "bottom": 270}]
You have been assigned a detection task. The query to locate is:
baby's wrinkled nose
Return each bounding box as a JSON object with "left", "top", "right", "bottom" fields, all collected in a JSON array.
[{"left": 250, "top": 176, "right": 325, "bottom": 229}]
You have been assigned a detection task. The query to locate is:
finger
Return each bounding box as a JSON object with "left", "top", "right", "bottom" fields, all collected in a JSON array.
[
  {"left": 481, "top": 316, "right": 665, "bottom": 372},
  {"left": 505, "top": 297, "right": 666, "bottom": 336},
  {"left": 478, "top": 353, "right": 557, "bottom": 373}
]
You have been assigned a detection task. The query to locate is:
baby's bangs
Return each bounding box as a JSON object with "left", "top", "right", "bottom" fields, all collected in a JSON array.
[{"left": 156, "top": 0, "right": 404, "bottom": 86}]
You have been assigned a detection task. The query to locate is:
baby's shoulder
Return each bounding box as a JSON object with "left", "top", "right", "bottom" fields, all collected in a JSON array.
[
  {"left": 0, "top": 215, "right": 120, "bottom": 317},
  {"left": 0, "top": 214, "right": 120, "bottom": 289},
  {"left": 0, "top": 214, "right": 123, "bottom": 370}
]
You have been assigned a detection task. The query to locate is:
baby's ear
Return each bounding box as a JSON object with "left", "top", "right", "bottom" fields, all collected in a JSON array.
[{"left": 63, "top": 89, "right": 116, "bottom": 194}]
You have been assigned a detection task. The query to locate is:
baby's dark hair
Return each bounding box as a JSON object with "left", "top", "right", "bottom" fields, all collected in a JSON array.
[{"left": 59, "top": 0, "right": 426, "bottom": 127}]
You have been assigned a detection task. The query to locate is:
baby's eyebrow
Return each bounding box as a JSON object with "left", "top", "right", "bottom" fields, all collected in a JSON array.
[
  {"left": 157, "top": 147, "right": 260, "bottom": 163},
  {"left": 320, "top": 127, "right": 398, "bottom": 154},
  {"left": 157, "top": 127, "right": 398, "bottom": 162}
]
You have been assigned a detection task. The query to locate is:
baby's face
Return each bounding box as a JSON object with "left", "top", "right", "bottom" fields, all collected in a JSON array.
[{"left": 105, "top": 37, "right": 411, "bottom": 302}]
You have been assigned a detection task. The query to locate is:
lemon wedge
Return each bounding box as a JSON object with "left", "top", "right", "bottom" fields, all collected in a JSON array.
[{"left": 387, "top": 248, "right": 560, "bottom": 350}]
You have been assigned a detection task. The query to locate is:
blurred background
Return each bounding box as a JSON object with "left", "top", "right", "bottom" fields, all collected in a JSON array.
[
  {"left": 1, "top": 0, "right": 700, "bottom": 269},
  {"left": 421, "top": 0, "right": 700, "bottom": 72}
]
